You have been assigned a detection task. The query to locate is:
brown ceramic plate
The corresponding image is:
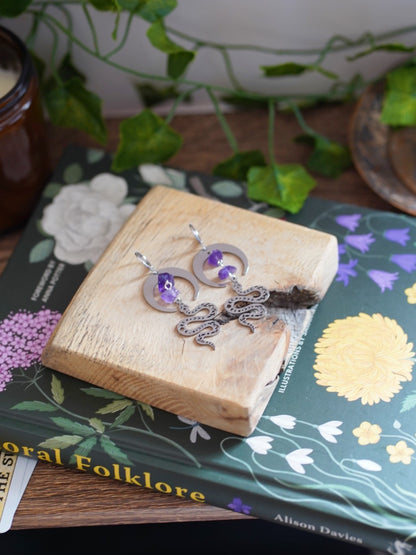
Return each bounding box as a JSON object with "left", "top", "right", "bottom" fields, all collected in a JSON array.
[{"left": 349, "top": 81, "right": 416, "bottom": 215}]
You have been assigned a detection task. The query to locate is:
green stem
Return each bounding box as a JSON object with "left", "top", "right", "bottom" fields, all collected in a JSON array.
[
  {"left": 104, "top": 11, "right": 134, "bottom": 60},
  {"left": 268, "top": 98, "right": 276, "bottom": 165},
  {"left": 206, "top": 87, "right": 239, "bottom": 153},
  {"left": 54, "top": 2, "right": 74, "bottom": 53},
  {"left": 288, "top": 101, "right": 317, "bottom": 136},
  {"left": 218, "top": 46, "right": 244, "bottom": 91},
  {"left": 81, "top": 0, "right": 100, "bottom": 56},
  {"left": 164, "top": 85, "right": 202, "bottom": 124},
  {"left": 39, "top": 17, "right": 63, "bottom": 85}
]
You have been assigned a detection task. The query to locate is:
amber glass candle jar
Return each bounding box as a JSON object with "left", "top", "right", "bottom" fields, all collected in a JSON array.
[{"left": 0, "top": 25, "right": 50, "bottom": 233}]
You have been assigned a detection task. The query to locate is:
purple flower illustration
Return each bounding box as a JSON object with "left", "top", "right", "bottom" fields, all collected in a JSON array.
[
  {"left": 368, "top": 270, "right": 399, "bottom": 292},
  {"left": 0, "top": 308, "right": 61, "bottom": 392},
  {"left": 345, "top": 233, "right": 375, "bottom": 253},
  {"left": 383, "top": 228, "right": 410, "bottom": 246},
  {"left": 335, "top": 213, "right": 361, "bottom": 232},
  {"left": 390, "top": 254, "right": 416, "bottom": 273},
  {"left": 336, "top": 259, "right": 358, "bottom": 286},
  {"left": 227, "top": 497, "right": 252, "bottom": 515},
  {"left": 338, "top": 244, "right": 346, "bottom": 256}
]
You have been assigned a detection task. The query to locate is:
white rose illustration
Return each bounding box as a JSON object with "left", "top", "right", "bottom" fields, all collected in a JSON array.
[{"left": 41, "top": 173, "right": 135, "bottom": 265}]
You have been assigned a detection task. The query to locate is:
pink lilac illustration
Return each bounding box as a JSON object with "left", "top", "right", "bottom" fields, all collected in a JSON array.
[{"left": 0, "top": 308, "right": 61, "bottom": 392}]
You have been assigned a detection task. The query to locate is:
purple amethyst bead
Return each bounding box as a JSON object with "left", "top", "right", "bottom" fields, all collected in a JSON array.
[
  {"left": 207, "top": 249, "right": 223, "bottom": 267},
  {"left": 158, "top": 272, "right": 179, "bottom": 303},
  {"left": 218, "top": 265, "right": 237, "bottom": 280}
]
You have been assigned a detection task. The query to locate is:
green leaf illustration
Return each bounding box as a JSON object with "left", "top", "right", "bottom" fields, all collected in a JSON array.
[
  {"left": 112, "top": 109, "right": 182, "bottom": 171},
  {"left": 44, "top": 77, "right": 108, "bottom": 144},
  {"left": 51, "top": 374, "right": 64, "bottom": 405},
  {"left": 81, "top": 387, "right": 125, "bottom": 399},
  {"left": 69, "top": 437, "right": 98, "bottom": 464},
  {"left": 213, "top": 150, "right": 266, "bottom": 181},
  {"left": 0, "top": 0, "right": 32, "bottom": 16},
  {"left": 111, "top": 405, "right": 135, "bottom": 427},
  {"left": 29, "top": 239, "right": 55, "bottom": 263},
  {"left": 381, "top": 66, "right": 416, "bottom": 126},
  {"left": 96, "top": 399, "right": 133, "bottom": 414},
  {"left": 63, "top": 162, "right": 83, "bottom": 184},
  {"left": 39, "top": 435, "right": 83, "bottom": 450},
  {"left": 247, "top": 163, "right": 316, "bottom": 213},
  {"left": 12, "top": 401, "right": 57, "bottom": 412},
  {"left": 400, "top": 391, "right": 416, "bottom": 413},
  {"left": 86, "top": 148, "right": 106, "bottom": 164},
  {"left": 51, "top": 417, "right": 96, "bottom": 436},
  {"left": 100, "top": 434, "right": 132, "bottom": 465},
  {"left": 89, "top": 418, "right": 106, "bottom": 433},
  {"left": 137, "top": 401, "right": 154, "bottom": 420},
  {"left": 295, "top": 134, "right": 352, "bottom": 178}
]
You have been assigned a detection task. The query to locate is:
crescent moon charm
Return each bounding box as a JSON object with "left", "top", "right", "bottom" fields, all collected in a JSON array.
[
  {"left": 192, "top": 243, "right": 249, "bottom": 288},
  {"left": 142, "top": 267, "right": 200, "bottom": 312}
]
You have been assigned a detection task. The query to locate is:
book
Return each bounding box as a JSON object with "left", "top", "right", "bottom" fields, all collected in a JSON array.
[{"left": 1, "top": 145, "right": 415, "bottom": 553}]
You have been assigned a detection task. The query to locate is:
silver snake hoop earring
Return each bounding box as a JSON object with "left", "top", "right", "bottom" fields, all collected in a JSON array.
[{"left": 135, "top": 251, "right": 221, "bottom": 350}]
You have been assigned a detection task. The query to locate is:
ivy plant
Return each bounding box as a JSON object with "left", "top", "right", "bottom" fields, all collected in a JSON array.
[{"left": 1, "top": 1, "right": 415, "bottom": 212}]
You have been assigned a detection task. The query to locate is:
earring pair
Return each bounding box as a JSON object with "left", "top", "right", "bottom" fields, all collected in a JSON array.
[{"left": 135, "top": 225, "right": 270, "bottom": 350}]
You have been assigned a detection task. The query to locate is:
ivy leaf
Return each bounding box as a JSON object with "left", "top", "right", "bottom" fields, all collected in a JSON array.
[
  {"left": 44, "top": 77, "right": 108, "bottom": 144},
  {"left": 0, "top": 0, "right": 32, "bottom": 16},
  {"left": 213, "top": 150, "right": 266, "bottom": 181},
  {"left": 100, "top": 435, "right": 132, "bottom": 465},
  {"left": 147, "top": 19, "right": 195, "bottom": 78},
  {"left": 295, "top": 134, "right": 352, "bottom": 178},
  {"left": 12, "top": 401, "right": 57, "bottom": 412},
  {"left": 347, "top": 43, "right": 415, "bottom": 61},
  {"left": 136, "top": 83, "right": 184, "bottom": 108},
  {"left": 112, "top": 109, "right": 182, "bottom": 171},
  {"left": 261, "top": 62, "right": 337, "bottom": 80},
  {"left": 381, "top": 66, "right": 416, "bottom": 126},
  {"left": 87, "top": 0, "right": 121, "bottom": 11},
  {"left": 51, "top": 374, "right": 64, "bottom": 405},
  {"left": 96, "top": 399, "right": 133, "bottom": 414},
  {"left": 29, "top": 239, "right": 55, "bottom": 263},
  {"left": 247, "top": 163, "right": 316, "bottom": 213},
  {"left": 39, "top": 435, "right": 83, "bottom": 450},
  {"left": 400, "top": 391, "right": 416, "bottom": 413},
  {"left": 136, "top": 0, "right": 177, "bottom": 21},
  {"left": 51, "top": 417, "right": 96, "bottom": 437}
]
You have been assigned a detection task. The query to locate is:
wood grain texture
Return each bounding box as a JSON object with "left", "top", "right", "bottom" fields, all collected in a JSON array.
[
  {"left": 42, "top": 186, "right": 338, "bottom": 435},
  {"left": 0, "top": 103, "right": 399, "bottom": 529}
]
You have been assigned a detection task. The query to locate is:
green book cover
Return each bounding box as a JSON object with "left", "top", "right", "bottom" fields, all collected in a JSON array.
[{"left": 0, "top": 146, "right": 415, "bottom": 553}]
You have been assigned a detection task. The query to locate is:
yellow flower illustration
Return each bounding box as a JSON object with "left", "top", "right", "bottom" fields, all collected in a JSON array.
[
  {"left": 386, "top": 440, "right": 414, "bottom": 464},
  {"left": 314, "top": 313, "right": 414, "bottom": 405},
  {"left": 405, "top": 283, "right": 416, "bottom": 304},
  {"left": 353, "top": 421, "right": 382, "bottom": 445}
]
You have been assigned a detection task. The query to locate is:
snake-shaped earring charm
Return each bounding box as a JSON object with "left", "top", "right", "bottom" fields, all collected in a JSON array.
[
  {"left": 135, "top": 251, "right": 221, "bottom": 350},
  {"left": 189, "top": 225, "right": 270, "bottom": 333}
]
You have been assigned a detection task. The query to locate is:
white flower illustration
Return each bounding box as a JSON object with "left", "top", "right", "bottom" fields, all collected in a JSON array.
[
  {"left": 270, "top": 414, "right": 296, "bottom": 429},
  {"left": 285, "top": 448, "right": 313, "bottom": 474},
  {"left": 355, "top": 459, "right": 382, "bottom": 472},
  {"left": 393, "top": 420, "right": 402, "bottom": 429},
  {"left": 317, "top": 420, "right": 343, "bottom": 443},
  {"left": 41, "top": 173, "right": 135, "bottom": 265},
  {"left": 246, "top": 436, "right": 273, "bottom": 455}
]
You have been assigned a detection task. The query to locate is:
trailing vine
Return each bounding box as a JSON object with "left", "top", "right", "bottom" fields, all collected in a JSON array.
[{"left": 1, "top": 1, "right": 416, "bottom": 212}]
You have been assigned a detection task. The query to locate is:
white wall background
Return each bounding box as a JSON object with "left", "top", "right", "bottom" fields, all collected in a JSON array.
[{"left": 5, "top": 0, "right": 416, "bottom": 116}]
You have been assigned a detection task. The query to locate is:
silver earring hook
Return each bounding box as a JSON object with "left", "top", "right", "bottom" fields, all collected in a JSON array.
[
  {"left": 134, "top": 251, "right": 158, "bottom": 274},
  {"left": 189, "top": 224, "right": 207, "bottom": 251}
]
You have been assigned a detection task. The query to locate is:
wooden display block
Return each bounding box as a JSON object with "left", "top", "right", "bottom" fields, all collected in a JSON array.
[{"left": 42, "top": 186, "right": 338, "bottom": 436}]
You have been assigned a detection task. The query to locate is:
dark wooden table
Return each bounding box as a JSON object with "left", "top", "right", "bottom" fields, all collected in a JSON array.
[{"left": 1, "top": 103, "right": 395, "bottom": 529}]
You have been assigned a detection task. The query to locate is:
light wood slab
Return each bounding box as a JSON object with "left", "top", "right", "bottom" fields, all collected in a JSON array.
[{"left": 42, "top": 186, "right": 338, "bottom": 436}]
